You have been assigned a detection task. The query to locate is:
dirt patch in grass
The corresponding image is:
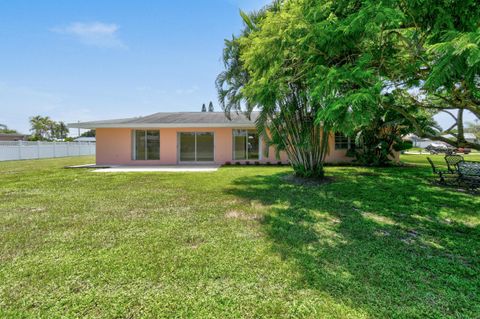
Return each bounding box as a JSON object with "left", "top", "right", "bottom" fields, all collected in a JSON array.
[
  {"left": 225, "top": 210, "right": 262, "bottom": 221},
  {"left": 282, "top": 174, "right": 335, "bottom": 186}
]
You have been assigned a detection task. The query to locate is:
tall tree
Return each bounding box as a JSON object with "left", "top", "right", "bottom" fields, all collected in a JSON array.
[
  {"left": 201, "top": 103, "right": 207, "bottom": 112},
  {"left": 208, "top": 101, "right": 214, "bottom": 112},
  {"left": 217, "top": 2, "right": 330, "bottom": 178},
  {"left": 29, "top": 116, "right": 69, "bottom": 140},
  {"left": 218, "top": 0, "right": 480, "bottom": 178},
  {"left": 29, "top": 116, "right": 50, "bottom": 140},
  {"left": 54, "top": 121, "right": 69, "bottom": 139}
]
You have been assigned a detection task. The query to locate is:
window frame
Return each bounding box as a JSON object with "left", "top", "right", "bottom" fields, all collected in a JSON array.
[
  {"left": 334, "top": 132, "right": 351, "bottom": 150},
  {"left": 132, "top": 129, "right": 160, "bottom": 160},
  {"left": 232, "top": 129, "right": 261, "bottom": 161},
  {"left": 177, "top": 131, "right": 215, "bottom": 163}
]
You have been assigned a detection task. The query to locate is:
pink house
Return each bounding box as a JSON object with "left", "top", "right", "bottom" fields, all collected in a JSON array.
[{"left": 69, "top": 112, "right": 352, "bottom": 166}]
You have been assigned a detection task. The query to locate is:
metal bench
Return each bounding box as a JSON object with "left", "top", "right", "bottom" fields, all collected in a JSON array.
[
  {"left": 427, "top": 157, "right": 457, "bottom": 184},
  {"left": 457, "top": 161, "right": 480, "bottom": 191},
  {"left": 444, "top": 155, "right": 464, "bottom": 173}
]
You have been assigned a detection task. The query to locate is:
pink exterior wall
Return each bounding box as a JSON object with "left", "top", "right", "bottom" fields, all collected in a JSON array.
[{"left": 96, "top": 128, "right": 353, "bottom": 165}]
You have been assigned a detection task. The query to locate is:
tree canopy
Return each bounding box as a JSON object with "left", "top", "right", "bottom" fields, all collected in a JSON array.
[
  {"left": 217, "top": 0, "right": 480, "bottom": 175},
  {"left": 29, "top": 116, "right": 69, "bottom": 141},
  {"left": 208, "top": 101, "right": 215, "bottom": 112},
  {"left": 0, "top": 124, "right": 18, "bottom": 134}
]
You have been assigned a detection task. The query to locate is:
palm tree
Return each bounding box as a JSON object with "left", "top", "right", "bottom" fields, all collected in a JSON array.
[
  {"left": 30, "top": 116, "right": 47, "bottom": 140},
  {"left": 29, "top": 116, "right": 55, "bottom": 140},
  {"left": 56, "top": 121, "right": 69, "bottom": 139},
  {"left": 216, "top": 3, "right": 329, "bottom": 178}
]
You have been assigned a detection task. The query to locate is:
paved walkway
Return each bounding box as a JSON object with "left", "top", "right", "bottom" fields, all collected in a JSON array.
[{"left": 93, "top": 165, "right": 220, "bottom": 173}]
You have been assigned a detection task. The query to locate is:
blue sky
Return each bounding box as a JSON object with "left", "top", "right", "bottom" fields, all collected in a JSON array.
[
  {"left": 0, "top": 0, "right": 269, "bottom": 135},
  {"left": 0, "top": 0, "right": 475, "bottom": 135}
]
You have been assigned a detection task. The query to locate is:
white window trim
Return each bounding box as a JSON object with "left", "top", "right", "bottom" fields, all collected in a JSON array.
[
  {"left": 132, "top": 129, "right": 160, "bottom": 160},
  {"left": 177, "top": 131, "right": 216, "bottom": 163}
]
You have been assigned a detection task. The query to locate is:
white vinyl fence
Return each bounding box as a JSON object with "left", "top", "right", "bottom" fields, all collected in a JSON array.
[{"left": 0, "top": 141, "right": 95, "bottom": 161}]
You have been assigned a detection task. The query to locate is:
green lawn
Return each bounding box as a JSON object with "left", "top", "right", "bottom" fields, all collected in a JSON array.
[
  {"left": 402, "top": 152, "right": 480, "bottom": 167},
  {"left": 0, "top": 156, "right": 479, "bottom": 318}
]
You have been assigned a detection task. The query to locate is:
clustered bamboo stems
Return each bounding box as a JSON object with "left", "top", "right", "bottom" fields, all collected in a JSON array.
[{"left": 262, "top": 90, "right": 329, "bottom": 178}]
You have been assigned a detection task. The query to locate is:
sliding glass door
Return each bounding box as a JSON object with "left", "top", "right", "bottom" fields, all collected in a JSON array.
[
  {"left": 233, "top": 130, "right": 260, "bottom": 160},
  {"left": 179, "top": 133, "right": 196, "bottom": 162},
  {"left": 179, "top": 132, "right": 214, "bottom": 162},
  {"left": 196, "top": 132, "right": 214, "bottom": 161}
]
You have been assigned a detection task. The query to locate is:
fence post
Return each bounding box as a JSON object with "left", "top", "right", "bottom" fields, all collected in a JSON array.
[
  {"left": 37, "top": 141, "right": 41, "bottom": 159},
  {"left": 18, "top": 141, "right": 22, "bottom": 160},
  {"left": 53, "top": 141, "right": 56, "bottom": 158}
]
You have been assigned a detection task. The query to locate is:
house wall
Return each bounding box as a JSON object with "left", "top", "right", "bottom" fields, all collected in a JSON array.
[{"left": 96, "top": 128, "right": 353, "bottom": 165}]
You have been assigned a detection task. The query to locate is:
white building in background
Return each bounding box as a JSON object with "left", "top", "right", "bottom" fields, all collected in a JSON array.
[
  {"left": 74, "top": 137, "right": 96, "bottom": 143},
  {"left": 404, "top": 133, "right": 478, "bottom": 149},
  {"left": 404, "top": 134, "right": 437, "bottom": 148}
]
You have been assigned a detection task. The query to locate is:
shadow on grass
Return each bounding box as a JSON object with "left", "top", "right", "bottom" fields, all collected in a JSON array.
[{"left": 225, "top": 167, "right": 480, "bottom": 318}]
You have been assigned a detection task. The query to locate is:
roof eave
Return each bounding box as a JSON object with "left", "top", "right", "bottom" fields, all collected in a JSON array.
[{"left": 68, "top": 123, "right": 256, "bottom": 129}]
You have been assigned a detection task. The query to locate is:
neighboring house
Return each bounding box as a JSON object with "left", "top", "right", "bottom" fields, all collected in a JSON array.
[
  {"left": 405, "top": 133, "right": 479, "bottom": 148},
  {"left": 69, "top": 112, "right": 353, "bottom": 166},
  {"left": 0, "top": 133, "right": 28, "bottom": 141},
  {"left": 74, "top": 137, "right": 96, "bottom": 143},
  {"left": 403, "top": 134, "right": 433, "bottom": 149}
]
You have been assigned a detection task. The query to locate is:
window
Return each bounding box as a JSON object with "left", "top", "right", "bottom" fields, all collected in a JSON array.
[
  {"left": 334, "top": 132, "right": 350, "bottom": 150},
  {"left": 133, "top": 130, "right": 160, "bottom": 160},
  {"left": 233, "top": 130, "right": 260, "bottom": 160},
  {"left": 179, "top": 132, "right": 214, "bottom": 162}
]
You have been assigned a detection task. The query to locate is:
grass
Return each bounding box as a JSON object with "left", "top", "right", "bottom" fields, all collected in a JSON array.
[
  {"left": 0, "top": 155, "right": 479, "bottom": 318},
  {"left": 402, "top": 152, "right": 480, "bottom": 167}
]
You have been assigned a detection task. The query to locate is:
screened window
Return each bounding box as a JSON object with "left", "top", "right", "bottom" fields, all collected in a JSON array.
[
  {"left": 233, "top": 130, "right": 259, "bottom": 160},
  {"left": 179, "top": 132, "right": 214, "bottom": 162},
  {"left": 334, "top": 132, "right": 350, "bottom": 150},
  {"left": 133, "top": 130, "right": 160, "bottom": 160}
]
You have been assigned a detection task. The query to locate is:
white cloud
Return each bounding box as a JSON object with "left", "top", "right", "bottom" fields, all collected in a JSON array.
[
  {"left": 52, "top": 22, "right": 126, "bottom": 49},
  {"left": 175, "top": 85, "right": 199, "bottom": 95}
]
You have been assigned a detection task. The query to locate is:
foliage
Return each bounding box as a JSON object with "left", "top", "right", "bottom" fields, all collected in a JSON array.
[
  {"left": 217, "top": 1, "right": 329, "bottom": 178},
  {"left": 201, "top": 103, "right": 207, "bottom": 112},
  {"left": 465, "top": 120, "right": 480, "bottom": 139},
  {"left": 80, "top": 129, "right": 96, "bottom": 137},
  {"left": 0, "top": 124, "right": 18, "bottom": 134},
  {"left": 351, "top": 110, "right": 428, "bottom": 166},
  {"left": 0, "top": 156, "right": 478, "bottom": 318},
  {"left": 29, "top": 116, "right": 69, "bottom": 140},
  {"left": 219, "top": 0, "right": 480, "bottom": 167},
  {"left": 208, "top": 101, "right": 214, "bottom": 112}
]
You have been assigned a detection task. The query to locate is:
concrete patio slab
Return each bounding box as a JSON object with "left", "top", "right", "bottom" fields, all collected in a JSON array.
[
  {"left": 92, "top": 165, "right": 220, "bottom": 173},
  {"left": 65, "top": 164, "right": 111, "bottom": 169}
]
